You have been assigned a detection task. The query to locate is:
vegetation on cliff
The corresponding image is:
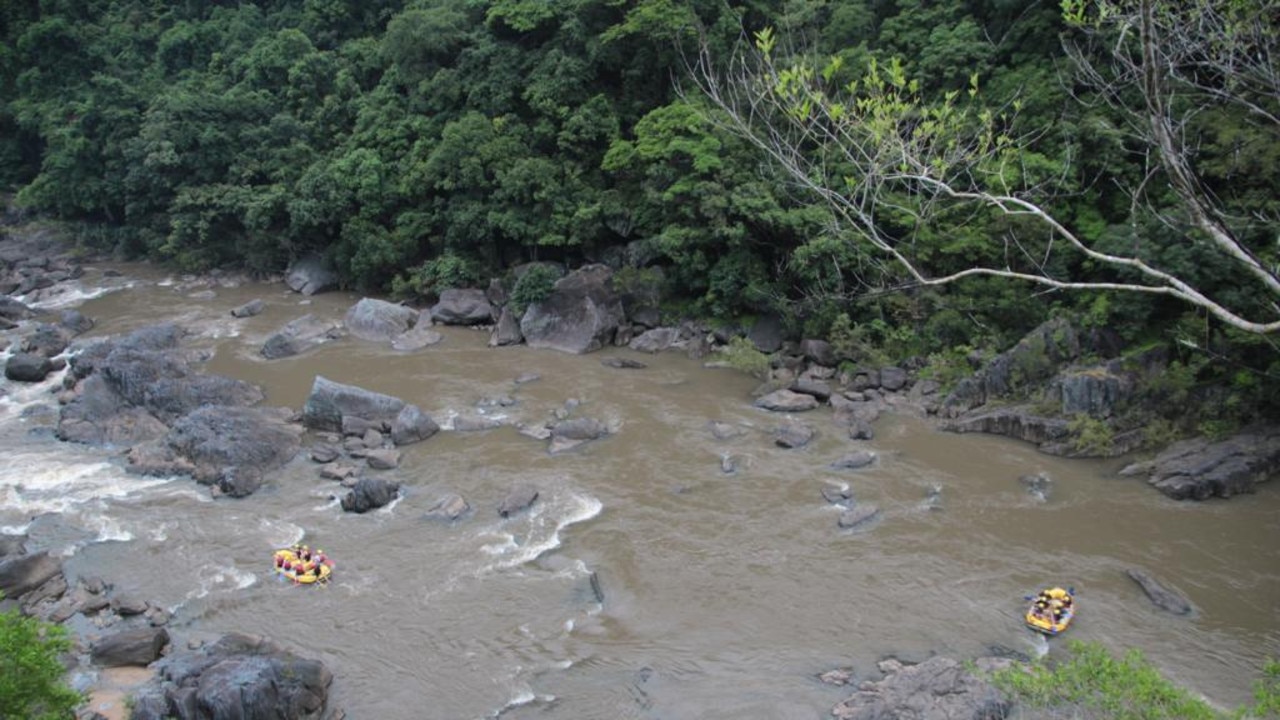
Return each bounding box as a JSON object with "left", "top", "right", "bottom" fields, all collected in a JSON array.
[{"left": 1, "top": 0, "right": 1276, "bottom": 427}]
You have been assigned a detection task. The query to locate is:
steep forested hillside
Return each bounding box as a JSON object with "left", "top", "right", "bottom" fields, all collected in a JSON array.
[{"left": 2, "top": 1, "right": 1277, "bottom": 427}]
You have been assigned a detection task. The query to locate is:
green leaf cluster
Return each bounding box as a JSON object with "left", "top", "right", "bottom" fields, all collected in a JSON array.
[{"left": 0, "top": 597, "right": 84, "bottom": 720}]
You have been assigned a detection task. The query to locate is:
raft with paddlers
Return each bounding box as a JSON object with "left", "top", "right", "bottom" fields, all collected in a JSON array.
[
  {"left": 273, "top": 545, "right": 334, "bottom": 585},
  {"left": 1025, "top": 586, "right": 1075, "bottom": 635}
]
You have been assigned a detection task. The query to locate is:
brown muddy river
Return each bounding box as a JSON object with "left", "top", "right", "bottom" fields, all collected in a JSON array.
[{"left": 2, "top": 263, "right": 1278, "bottom": 719}]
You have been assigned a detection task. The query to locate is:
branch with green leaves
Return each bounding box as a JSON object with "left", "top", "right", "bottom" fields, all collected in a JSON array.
[{"left": 686, "top": 4, "right": 1280, "bottom": 334}]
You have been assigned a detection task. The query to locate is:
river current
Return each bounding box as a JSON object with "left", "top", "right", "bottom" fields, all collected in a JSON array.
[{"left": 1, "top": 263, "right": 1277, "bottom": 719}]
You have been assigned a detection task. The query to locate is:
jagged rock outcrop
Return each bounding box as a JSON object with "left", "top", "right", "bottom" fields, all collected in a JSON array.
[
  {"left": 129, "top": 633, "right": 333, "bottom": 720},
  {"left": 58, "top": 323, "right": 266, "bottom": 446},
  {"left": 124, "top": 406, "right": 303, "bottom": 497},
  {"left": 520, "top": 264, "right": 625, "bottom": 354},
  {"left": 831, "top": 656, "right": 1012, "bottom": 720}
]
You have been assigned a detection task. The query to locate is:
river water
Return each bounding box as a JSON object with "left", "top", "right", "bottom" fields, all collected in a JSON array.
[{"left": 2, "top": 263, "right": 1277, "bottom": 719}]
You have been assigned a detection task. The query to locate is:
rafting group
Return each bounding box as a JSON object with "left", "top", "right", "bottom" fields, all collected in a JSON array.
[
  {"left": 1025, "top": 586, "right": 1075, "bottom": 635},
  {"left": 273, "top": 544, "right": 334, "bottom": 585}
]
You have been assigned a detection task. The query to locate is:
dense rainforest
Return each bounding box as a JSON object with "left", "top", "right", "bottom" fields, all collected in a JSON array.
[{"left": 1, "top": 0, "right": 1278, "bottom": 436}]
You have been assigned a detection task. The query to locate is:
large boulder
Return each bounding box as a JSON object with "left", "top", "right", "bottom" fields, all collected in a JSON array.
[
  {"left": 831, "top": 656, "right": 1012, "bottom": 720},
  {"left": 1118, "top": 425, "right": 1280, "bottom": 500},
  {"left": 389, "top": 404, "right": 440, "bottom": 446},
  {"left": 344, "top": 298, "right": 419, "bottom": 342},
  {"left": 0, "top": 551, "right": 63, "bottom": 600},
  {"left": 21, "top": 322, "right": 73, "bottom": 357},
  {"left": 58, "top": 324, "right": 266, "bottom": 445},
  {"left": 144, "top": 406, "right": 303, "bottom": 493},
  {"left": 0, "top": 296, "right": 33, "bottom": 322},
  {"left": 341, "top": 477, "right": 401, "bottom": 513},
  {"left": 302, "top": 376, "right": 407, "bottom": 433},
  {"left": 747, "top": 313, "right": 786, "bottom": 353},
  {"left": 4, "top": 352, "right": 53, "bottom": 382},
  {"left": 431, "top": 288, "right": 494, "bottom": 325},
  {"left": 260, "top": 314, "right": 344, "bottom": 360},
  {"left": 129, "top": 633, "right": 332, "bottom": 720},
  {"left": 91, "top": 627, "right": 170, "bottom": 668},
  {"left": 520, "top": 264, "right": 625, "bottom": 354},
  {"left": 285, "top": 254, "right": 339, "bottom": 295}
]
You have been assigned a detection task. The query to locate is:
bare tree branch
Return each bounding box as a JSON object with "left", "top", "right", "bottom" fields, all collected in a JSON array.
[{"left": 682, "top": 0, "right": 1280, "bottom": 334}]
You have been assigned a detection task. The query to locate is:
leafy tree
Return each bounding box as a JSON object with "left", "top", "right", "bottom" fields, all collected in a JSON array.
[{"left": 0, "top": 596, "right": 84, "bottom": 720}]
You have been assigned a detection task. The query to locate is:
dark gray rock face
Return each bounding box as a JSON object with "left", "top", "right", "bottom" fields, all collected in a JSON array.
[
  {"left": 940, "top": 408, "right": 1071, "bottom": 449},
  {"left": 91, "top": 627, "right": 170, "bottom": 667},
  {"left": 1056, "top": 367, "right": 1130, "bottom": 418},
  {"left": 345, "top": 297, "right": 419, "bottom": 341},
  {"left": 129, "top": 633, "right": 332, "bottom": 720},
  {"left": 0, "top": 296, "right": 33, "bottom": 322},
  {"left": 520, "top": 264, "right": 625, "bottom": 354},
  {"left": 488, "top": 305, "right": 524, "bottom": 347},
  {"left": 285, "top": 254, "right": 339, "bottom": 295},
  {"left": 1126, "top": 567, "right": 1195, "bottom": 615},
  {"left": 0, "top": 550, "right": 63, "bottom": 600},
  {"left": 341, "top": 477, "right": 401, "bottom": 513},
  {"left": 5, "top": 352, "right": 52, "bottom": 382},
  {"left": 747, "top": 313, "right": 785, "bottom": 353},
  {"left": 940, "top": 318, "right": 1080, "bottom": 418},
  {"left": 22, "top": 322, "right": 72, "bottom": 357},
  {"left": 57, "top": 324, "right": 266, "bottom": 446},
  {"left": 260, "top": 314, "right": 344, "bottom": 360},
  {"left": 119, "top": 406, "right": 300, "bottom": 497},
  {"left": 1118, "top": 425, "right": 1280, "bottom": 500},
  {"left": 302, "top": 376, "right": 407, "bottom": 433},
  {"left": 831, "top": 656, "right": 1012, "bottom": 720},
  {"left": 800, "top": 338, "right": 836, "bottom": 366},
  {"left": 431, "top": 288, "right": 494, "bottom": 325}
]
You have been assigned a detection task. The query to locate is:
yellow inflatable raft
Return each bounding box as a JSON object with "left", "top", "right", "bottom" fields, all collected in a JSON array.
[
  {"left": 273, "top": 547, "right": 333, "bottom": 585},
  {"left": 1025, "top": 586, "right": 1075, "bottom": 635}
]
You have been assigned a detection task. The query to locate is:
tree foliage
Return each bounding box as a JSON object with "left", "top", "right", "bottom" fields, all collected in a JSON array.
[
  {"left": 0, "top": 0, "right": 1276, "bottom": 390},
  {"left": 0, "top": 597, "right": 83, "bottom": 720}
]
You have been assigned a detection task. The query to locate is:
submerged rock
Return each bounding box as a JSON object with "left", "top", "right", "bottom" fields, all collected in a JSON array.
[{"left": 1126, "top": 567, "right": 1195, "bottom": 616}]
